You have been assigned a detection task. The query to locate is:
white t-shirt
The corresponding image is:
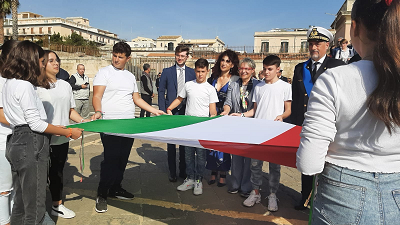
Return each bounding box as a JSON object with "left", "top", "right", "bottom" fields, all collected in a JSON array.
[
  {"left": 252, "top": 79, "right": 292, "bottom": 120},
  {"left": 2, "top": 78, "right": 48, "bottom": 133},
  {"left": 37, "top": 79, "right": 76, "bottom": 145},
  {"left": 179, "top": 80, "right": 219, "bottom": 117},
  {"left": 93, "top": 65, "right": 138, "bottom": 119},
  {"left": 0, "top": 77, "right": 12, "bottom": 151}
]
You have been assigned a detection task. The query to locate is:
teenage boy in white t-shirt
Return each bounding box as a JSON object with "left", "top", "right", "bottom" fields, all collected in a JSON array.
[
  {"left": 167, "top": 58, "right": 218, "bottom": 195},
  {"left": 91, "top": 42, "right": 164, "bottom": 213},
  {"left": 233, "top": 55, "right": 292, "bottom": 211}
]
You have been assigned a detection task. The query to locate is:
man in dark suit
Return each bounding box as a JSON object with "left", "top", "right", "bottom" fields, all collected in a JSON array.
[
  {"left": 292, "top": 27, "right": 345, "bottom": 210},
  {"left": 158, "top": 46, "right": 196, "bottom": 182}
]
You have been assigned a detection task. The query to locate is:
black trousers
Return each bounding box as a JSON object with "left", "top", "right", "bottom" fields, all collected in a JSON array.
[
  {"left": 140, "top": 94, "right": 152, "bottom": 117},
  {"left": 97, "top": 133, "right": 134, "bottom": 198},
  {"left": 167, "top": 107, "right": 186, "bottom": 177},
  {"left": 301, "top": 174, "right": 314, "bottom": 202},
  {"left": 49, "top": 142, "right": 69, "bottom": 202}
]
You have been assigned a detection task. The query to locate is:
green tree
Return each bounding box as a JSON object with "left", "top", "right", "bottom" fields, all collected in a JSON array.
[
  {"left": 50, "top": 32, "right": 63, "bottom": 44},
  {"left": 64, "top": 32, "right": 87, "bottom": 46},
  {"left": 0, "top": 0, "right": 12, "bottom": 44}
]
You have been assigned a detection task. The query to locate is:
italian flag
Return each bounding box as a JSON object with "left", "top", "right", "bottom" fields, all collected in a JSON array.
[{"left": 68, "top": 115, "right": 301, "bottom": 168}]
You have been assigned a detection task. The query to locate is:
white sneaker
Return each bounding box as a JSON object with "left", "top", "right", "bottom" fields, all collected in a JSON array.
[
  {"left": 243, "top": 190, "right": 261, "bottom": 207},
  {"left": 177, "top": 178, "right": 195, "bottom": 191},
  {"left": 52, "top": 204, "right": 76, "bottom": 219},
  {"left": 42, "top": 211, "right": 55, "bottom": 225},
  {"left": 267, "top": 193, "right": 279, "bottom": 212},
  {"left": 193, "top": 180, "right": 203, "bottom": 195}
]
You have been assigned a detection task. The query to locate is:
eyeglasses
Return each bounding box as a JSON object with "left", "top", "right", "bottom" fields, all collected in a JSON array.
[{"left": 239, "top": 67, "right": 253, "bottom": 71}]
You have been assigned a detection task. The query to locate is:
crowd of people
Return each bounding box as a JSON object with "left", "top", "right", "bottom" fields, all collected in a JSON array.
[{"left": 0, "top": 0, "right": 399, "bottom": 224}]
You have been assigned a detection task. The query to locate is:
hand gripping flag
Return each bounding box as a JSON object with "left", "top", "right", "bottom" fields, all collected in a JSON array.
[{"left": 68, "top": 115, "right": 301, "bottom": 168}]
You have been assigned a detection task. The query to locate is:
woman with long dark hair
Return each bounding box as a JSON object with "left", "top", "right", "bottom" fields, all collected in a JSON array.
[
  {"left": 297, "top": 0, "right": 400, "bottom": 223},
  {"left": 2, "top": 41, "right": 82, "bottom": 224},
  {"left": 206, "top": 49, "right": 239, "bottom": 186},
  {"left": 36, "top": 50, "right": 90, "bottom": 220},
  {"left": 0, "top": 40, "right": 19, "bottom": 225}
]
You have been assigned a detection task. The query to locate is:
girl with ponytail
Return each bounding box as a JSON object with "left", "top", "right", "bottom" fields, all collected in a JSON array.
[{"left": 296, "top": 0, "right": 400, "bottom": 224}]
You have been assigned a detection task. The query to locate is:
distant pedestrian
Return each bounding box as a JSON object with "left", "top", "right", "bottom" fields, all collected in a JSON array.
[
  {"left": 140, "top": 63, "right": 154, "bottom": 117},
  {"left": 334, "top": 38, "right": 354, "bottom": 63},
  {"left": 69, "top": 64, "right": 90, "bottom": 119},
  {"left": 155, "top": 72, "right": 161, "bottom": 93},
  {"left": 167, "top": 58, "right": 218, "bottom": 196},
  {"left": 277, "top": 69, "right": 288, "bottom": 82}
]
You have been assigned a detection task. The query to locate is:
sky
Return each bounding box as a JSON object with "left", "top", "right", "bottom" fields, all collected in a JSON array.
[{"left": 20, "top": 0, "right": 344, "bottom": 47}]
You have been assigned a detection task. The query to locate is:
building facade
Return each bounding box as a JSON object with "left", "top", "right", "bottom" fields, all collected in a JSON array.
[
  {"left": 254, "top": 29, "right": 310, "bottom": 54},
  {"left": 331, "top": 0, "right": 354, "bottom": 45},
  {"left": 4, "top": 12, "right": 120, "bottom": 45}
]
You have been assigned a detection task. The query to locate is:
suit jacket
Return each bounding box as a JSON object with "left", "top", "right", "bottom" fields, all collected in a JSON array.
[
  {"left": 158, "top": 65, "right": 196, "bottom": 113},
  {"left": 291, "top": 57, "right": 345, "bottom": 126},
  {"left": 224, "top": 78, "right": 261, "bottom": 114},
  {"left": 280, "top": 76, "right": 289, "bottom": 83}
]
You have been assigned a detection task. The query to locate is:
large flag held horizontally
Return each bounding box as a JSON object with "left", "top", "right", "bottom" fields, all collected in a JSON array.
[{"left": 68, "top": 115, "right": 301, "bottom": 168}]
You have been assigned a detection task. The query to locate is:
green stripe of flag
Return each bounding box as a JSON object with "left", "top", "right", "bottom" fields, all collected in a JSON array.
[{"left": 67, "top": 115, "right": 220, "bottom": 134}]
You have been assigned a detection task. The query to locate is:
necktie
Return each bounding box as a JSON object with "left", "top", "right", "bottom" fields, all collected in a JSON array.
[
  {"left": 177, "top": 68, "right": 185, "bottom": 96},
  {"left": 312, "top": 62, "right": 319, "bottom": 82}
]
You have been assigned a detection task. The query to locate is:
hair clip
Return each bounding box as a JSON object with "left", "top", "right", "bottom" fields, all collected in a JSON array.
[{"left": 385, "top": 0, "right": 392, "bottom": 6}]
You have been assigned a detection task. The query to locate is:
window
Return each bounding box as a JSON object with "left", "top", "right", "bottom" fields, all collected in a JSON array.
[
  {"left": 280, "top": 41, "right": 289, "bottom": 53},
  {"left": 160, "top": 43, "right": 163, "bottom": 47},
  {"left": 300, "top": 41, "right": 308, "bottom": 53},
  {"left": 261, "top": 42, "right": 269, "bottom": 53},
  {"left": 39, "top": 27, "right": 43, "bottom": 34},
  {"left": 48, "top": 27, "right": 52, "bottom": 34},
  {"left": 31, "top": 28, "right": 34, "bottom": 34},
  {"left": 168, "top": 42, "right": 174, "bottom": 51}
]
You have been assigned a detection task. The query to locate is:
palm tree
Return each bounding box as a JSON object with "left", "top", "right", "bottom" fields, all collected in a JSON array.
[
  {"left": 0, "top": 0, "right": 12, "bottom": 44},
  {"left": 11, "top": 0, "right": 18, "bottom": 40}
]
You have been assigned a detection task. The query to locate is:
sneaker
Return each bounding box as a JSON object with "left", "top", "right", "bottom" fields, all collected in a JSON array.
[
  {"left": 243, "top": 190, "right": 261, "bottom": 207},
  {"left": 42, "top": 211, "right": 55, "bottom": 225},
  {"left": 109, "top": 188, "right": 134, "bottom": 200},
  {"left": 227, "top": 188, "right": 239, "bottom": 194},
  {"left": 95, "top": 196, "right": 107, "bottom": 213},
  {"left": 240, "top": 191, "right": 251, "bottom": 198},
  {"left": 193, "top": 180, "right": 203, "bottom": 195},
  {"left": 267, "top": 193, "right": 279, "bottom": 212},
  {"left": 51, "top": 204, "right": 76, "bottom": 219},
  {"left": 177, "top": 178, "right": 195, "bottom": 191}
]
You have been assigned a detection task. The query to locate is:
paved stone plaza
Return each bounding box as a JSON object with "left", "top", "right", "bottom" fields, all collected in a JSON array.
[
  {"left": 45, "top": 97, "right": 309, "bottom": 225},
  {"left": 45, "top": 130, "right": 309, "bottom": 225}
]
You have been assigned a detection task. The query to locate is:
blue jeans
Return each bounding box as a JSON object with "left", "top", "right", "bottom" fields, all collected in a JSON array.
[
  {"left": 6, "top": 125, "right": 50, "bottom": 225},
  {"left": 312, "top": 162, "right": 400, "bottom": 225},
  {"left": 230, "top": 155, "right": 252, "bottom": 193},
  {"left": 185, "top": 146, "right": 207, "bottom": 180},
  {"left": 250, "top": 159, "right": 281, "bottom": 193}
]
